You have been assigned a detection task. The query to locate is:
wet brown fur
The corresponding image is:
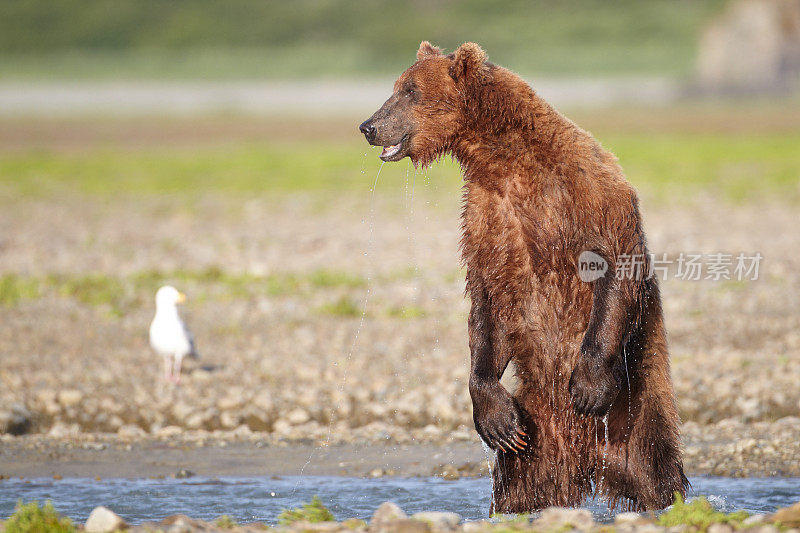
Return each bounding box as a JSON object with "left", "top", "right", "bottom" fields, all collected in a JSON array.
[{"left": 360, "top": 42, "right": 688, "bottom": 512}]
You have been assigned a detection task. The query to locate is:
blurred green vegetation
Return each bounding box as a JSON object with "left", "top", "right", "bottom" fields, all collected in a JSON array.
[
  {"left": 0, "top": 268, "right": 368, "bottom": 315},
  {"left": 4, "top": 500, "right": 75, "bottom": 533},
  {"left": 0, "top": 0, "right": 725, "bottom": 79},
  {"left": 278, "top": 495, "right": 335, "bottom": 525},
  {"left": 2, "top": 133, "right": 798, "bottom": 202},
  {"left": 316, "top": 295, "right": 363, "bottom": 318},
  {"left": 658, "top": 494, "right": 749, "bottom": 531}
]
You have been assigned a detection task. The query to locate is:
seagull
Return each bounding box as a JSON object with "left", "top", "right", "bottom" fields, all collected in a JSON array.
[{"left": 149, "top": 285, "right": 198, "bottom": 384}]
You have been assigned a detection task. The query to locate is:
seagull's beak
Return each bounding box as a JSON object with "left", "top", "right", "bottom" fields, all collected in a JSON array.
[{"left": 176, "top": 292, "right": 187, "bottom": 304}]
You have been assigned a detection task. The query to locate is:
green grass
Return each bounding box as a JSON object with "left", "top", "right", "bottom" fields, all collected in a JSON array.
[
  {"left": 316, "top": 296, "right": 363, "bottom": 318},
  {"left": 0, "top": 143, "right": 398, "bottom": 197},
  {"left": 605, "top": 134, "right": 800, "bottom": 202},
  {"left": 0, "top": 275, "right": 41, "bottom": 307},
  {"left": 386, "top": 304, "right": 426, "bottom": 319},
  {"left": 0, "top": 0, "right": 725, "bottom": 79},
  {"left": 214, "top": 515, "right": 238, "bottom": 530},
  {"left": 0, "top": 268, "right": 371, "bottom": 312},
  {"left": 50, "top": 274, "right": 129, "bottom": 316},
  {"left": 2, "top": 133, "right": 798, "bottom": 202},
  {"left": 4, "top": 500, "right": 75, "bottom": 533},
  {"left": 277, "top": 495, "right": 335, "bottom": 525},
  {"left": 658, "top": 494, "right": 749, "bottom": 531}
]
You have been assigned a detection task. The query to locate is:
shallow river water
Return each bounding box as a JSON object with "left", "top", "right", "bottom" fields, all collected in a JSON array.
[{"left": 1, "top": 476, "right": 798, "bottom": 525}]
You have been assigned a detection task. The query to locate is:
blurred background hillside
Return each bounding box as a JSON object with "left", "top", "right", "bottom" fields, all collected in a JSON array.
[
  {"left": 0, "top": 0, "right": 727, "bottom": 79},
  {"left": 1, "top": 0, "right": 799, "bottom": 450}
]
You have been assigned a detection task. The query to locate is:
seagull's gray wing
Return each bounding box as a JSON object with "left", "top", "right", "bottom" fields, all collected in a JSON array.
[{"left": 182, "top": 319, "right": 200, "bottom": 359}]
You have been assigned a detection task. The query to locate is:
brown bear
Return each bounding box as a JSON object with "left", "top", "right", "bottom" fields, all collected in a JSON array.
[{"left": 359, "top": 42, "right": 688, "bottom": 512}]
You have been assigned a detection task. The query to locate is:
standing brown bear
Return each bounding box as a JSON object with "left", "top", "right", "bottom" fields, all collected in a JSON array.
[{"left": 359, "top": 42, "right": 688, "bottom": 512}]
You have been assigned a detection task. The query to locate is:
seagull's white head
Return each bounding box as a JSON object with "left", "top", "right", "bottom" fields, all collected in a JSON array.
[{"left": 155, "top": 285, "right": 187, "bottom": 310}]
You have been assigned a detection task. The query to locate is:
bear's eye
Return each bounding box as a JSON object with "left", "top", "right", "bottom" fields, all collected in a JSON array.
[{"left": 403, "top": 85, "right": 416, "bottom": 98}]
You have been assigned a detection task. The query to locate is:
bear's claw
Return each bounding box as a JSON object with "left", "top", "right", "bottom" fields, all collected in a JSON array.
[
  {"left": 568, "top": 355, "right": 621, "bottom": 417},
  {"left": 472, "top": 384, "right": 530, "bottom": 454}
]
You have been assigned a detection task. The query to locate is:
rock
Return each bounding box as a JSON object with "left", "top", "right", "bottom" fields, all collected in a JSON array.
[
  {"left": 708, "top": 524, "right": 735, "bottom": 533},
  {"left": 696, "top": 0, "right": 800, "bottom": 92},
  {"left": 57, "top": 389, "right": 83, "bottom": 407},
  {"left": 615, "top": 512, "right": 645, "bottom": 525},
  {"left": 84, "top": 506, "right": 127, "bottom": 532},
  {"left": 117, "top": 424, "right": 146, "bottom": 439},
  {"left": 0, "top": 403, "right": 31, "bottom": 435},
  {"left": 272, "top": 419, "right": 292, "bottom": 436},
  {"left": 156, "top": 425, "right": 183, "bottom": 438},
  {"left": 341, "top": 518, "right": 367, "bottom": 530},
  {"left": 253, "top": 390, "right": 274, "bottom": 412},
  {"left": 232, "top": 424, "right": 253, "bottom": 437},
  {"left": 666, "top": 526, "right": 689, "bottom": 533},
  {"left": 743, "top": 515, "right": 768, "bottom": 527},
  {"left": 750, "top": 526, "right": 780, "bottom": 533},
  {"left": 374, "top": 519, "right": 430, "bottom": 533},
  {"left": 47, "top": 422, "right": 81, "bottom": 438},
  {"left": 159, "top": 514, "right": 203, "bottom": 533},
  {"left": 461, "top": 520, "right": 492, "bottom": 533},
  {"left": 287, "top": 407, "right": 310, "bottom": 425},
  {"left": 636, "top": 525, "right": 669, "bottom": 533},
  {"left": 296, "top": 522, "right": 342, "bottom": 532},
  {"left": 422, "top": 424, "right": 441, "bottom": 437},
  {"left": 217, "top": 395, "right": 242, "bottom": 411},
  {"left": 171, "top": 401, "right": 194, "bottom": 422},
  {"left": 772, "top": 501, "right": 800, "bottom": 527},
  {"left": 371, "top": 502, "right": 408, "bottom": 525},
  {"left": 185, "top": 413, "right": 206, "bottom": 429},
  {"left": 412, "top": 511, "right": 461, "bottom": 529},
  {"left": 533, "top": 507, "right": 595, "bottom": 531},
  {"left": 220, "top": 410, "right": 240, "bottom": 429}
]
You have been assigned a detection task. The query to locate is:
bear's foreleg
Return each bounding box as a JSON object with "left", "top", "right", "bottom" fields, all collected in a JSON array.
[
  {"left": 569, "top": 254, "right": 641, "bottom": 417},
  {"left": 468, "top": 283, "right": 529, "bottom": 454}
]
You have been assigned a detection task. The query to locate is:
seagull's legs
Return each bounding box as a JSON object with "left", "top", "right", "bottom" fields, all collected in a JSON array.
[
  {"left": 163, "top": 355, "right": 173, "bottom": 383},
  {"left": 172, "top": 354, "right": 183, "bottom": 385}
]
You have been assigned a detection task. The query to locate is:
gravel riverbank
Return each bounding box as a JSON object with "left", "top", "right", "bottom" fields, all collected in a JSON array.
[
  {"left": 1, "top": 194, "right": 799, "bottom": 477},
  {"left": 2, "top": 498, "right": 800, "bottom": 533},
  {"left": 2, "top": 416, "right": 800, "bottom": 479}
]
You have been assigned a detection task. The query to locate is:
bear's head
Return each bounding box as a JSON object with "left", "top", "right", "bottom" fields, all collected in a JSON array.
[{"left": 359, "top": 41, "right": 492, "bottom": 167}]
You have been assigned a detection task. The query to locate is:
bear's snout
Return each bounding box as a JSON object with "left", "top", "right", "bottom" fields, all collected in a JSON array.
[{"left": 359, "top": 119, "right": 377, "bottom": 143}]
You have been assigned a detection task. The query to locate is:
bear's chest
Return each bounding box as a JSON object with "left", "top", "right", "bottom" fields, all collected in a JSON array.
[
  {"left": 461, "top": 180, "right": 593, "bottom": 339},
  {"left": 460, "top": 181, "right": 580, "bottom": 282}
]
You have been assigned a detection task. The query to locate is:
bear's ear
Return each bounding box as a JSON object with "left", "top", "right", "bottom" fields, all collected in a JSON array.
[
  {"left": 416, "top": 41, "right": 443, "bottom": 60},
  {"left": 449, "top": 42, "right": 491, "bottom": 84}
]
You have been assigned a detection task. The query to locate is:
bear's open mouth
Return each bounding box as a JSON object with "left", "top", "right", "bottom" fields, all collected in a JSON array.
[{"left": 379, "top": 134, "right": 409, "bottom": 162}]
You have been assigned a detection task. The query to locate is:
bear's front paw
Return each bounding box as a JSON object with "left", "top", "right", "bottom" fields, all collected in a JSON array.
[
  {"left": 568, "top": 354, "right": 621, "bottom": 417},
  {"left": 472, "top": 383, "right": 529, "bottom": 454}
]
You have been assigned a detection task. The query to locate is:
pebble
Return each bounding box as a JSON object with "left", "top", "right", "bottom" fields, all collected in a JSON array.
[
  {"left": 533, "top": 507, "right": 595, "bottom": 531},
  {"left": 412, "top": 511, "right": 461, "bottom": 529},
  {"left": 371, "top": 502, "right": 408, "bottom": 525},
  {"left": 0, "top": 403, "right": 31, "bottom": 435},
  {"left": 47, "top": 422, "right": 81, "bottom": 438},
  {"left": 708, "top": 524, "right": 734, "bottom": 533},
  {"left": 57, "top": 389, "right": 83, "bottom": 408},
  {"left": 772, "top": 500, "right": 800, "bottom": 527},
  {"left": 287, "top": 408, "right": 311, "bottom": 426},
  {"left": 0, "top": 498, "right": 791, "bottom": 533},
  {"left": 156, "top": 425, "right": 184, "bottom": 438},
  {"left": 84, "top": 506, "right": 127, "bottom": 532},
  {"left": 615, "top": 512, "right": 646, "bottom": 525}
]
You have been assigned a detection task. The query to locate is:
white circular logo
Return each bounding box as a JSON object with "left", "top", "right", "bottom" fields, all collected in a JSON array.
[{"left": 578, "top": 250, "right": 608, "bottom": 282}]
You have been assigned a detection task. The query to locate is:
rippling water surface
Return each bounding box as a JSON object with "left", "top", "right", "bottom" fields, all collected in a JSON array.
[{"left": 1, "top": 476, "right": 798, "bottom": 524}]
